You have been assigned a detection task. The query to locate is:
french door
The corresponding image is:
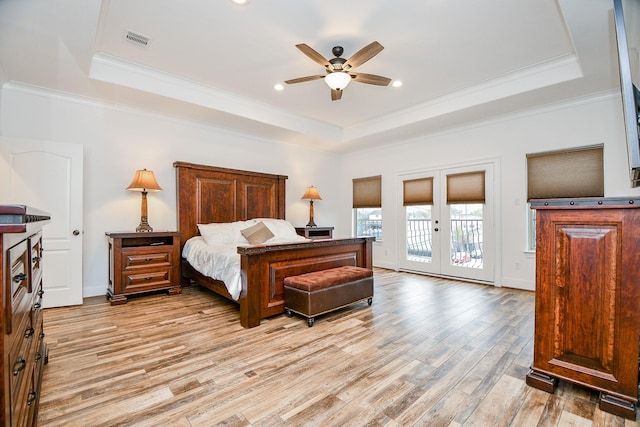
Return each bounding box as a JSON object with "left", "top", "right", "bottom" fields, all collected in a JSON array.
[{"left": 398, "top": 162, "right": 494, "bottom": 283}]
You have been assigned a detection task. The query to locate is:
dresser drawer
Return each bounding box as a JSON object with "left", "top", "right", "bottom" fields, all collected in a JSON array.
[
  {"left": 121, "top": 268, "right": 172, "bottom": 293},
  {"left": 29, "top": 231, "right": 43, "bottom": 293},
  {"left": 121, "top": 247, "right": 171, "bottom": 270},
  {"left": 31, "top": 315, "right": 45, "bottom": 392},
  {"left": 8, "top": 314, "right": 34, "bottom": 407},
  {"left": 7, "top": 240, "right": 29, "bottom": 335}
]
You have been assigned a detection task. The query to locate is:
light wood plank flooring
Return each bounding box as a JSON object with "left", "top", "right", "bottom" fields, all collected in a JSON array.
[{"left": 37, "top": 269, "right": 639, "bottom": 426}]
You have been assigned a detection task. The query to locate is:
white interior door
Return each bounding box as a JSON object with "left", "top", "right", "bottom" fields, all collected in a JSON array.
[
  {"left": 0, "top": 138, "right": 83, "bottom": 307},
  {"left": 398, "top": 162, "right": 494, "bottom": 283}
]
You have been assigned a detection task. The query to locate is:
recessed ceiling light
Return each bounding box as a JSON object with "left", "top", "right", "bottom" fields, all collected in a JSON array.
[
  {"left": 392, "top": 80, "right": 403, "bottom": 88},
  {"left": 274, "top": 83, "right": 284, "bottom": 91},
  {"left": 230, "top": 0, "right": 249, "bottom": 5}
]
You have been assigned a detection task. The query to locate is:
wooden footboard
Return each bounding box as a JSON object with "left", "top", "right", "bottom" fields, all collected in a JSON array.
[{"left": 238, "top": 237, "right": 373, "bottom": 328}]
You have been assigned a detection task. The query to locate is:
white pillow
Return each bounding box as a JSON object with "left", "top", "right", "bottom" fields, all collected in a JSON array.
[{"left": 198, "top": 221, "right": 250, "bottom": 245}]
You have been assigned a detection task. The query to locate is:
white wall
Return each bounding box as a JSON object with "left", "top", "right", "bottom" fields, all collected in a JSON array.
[
  {"left": 337, "top": 94, "right": 640, "bottom": 291},
  {"left": 3, "top": 84, "right": 640, "bottom": 297},
  {"left": 0, "top": 86, "right": 340, "bottom": 298}
]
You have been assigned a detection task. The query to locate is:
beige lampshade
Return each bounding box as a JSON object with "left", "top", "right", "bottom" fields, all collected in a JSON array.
[
  {"left": 301, "top": 186, "right": 322, "bottom": 200},
  {"left": 126, "top": 169, "right": 162, "bottom": 192}
]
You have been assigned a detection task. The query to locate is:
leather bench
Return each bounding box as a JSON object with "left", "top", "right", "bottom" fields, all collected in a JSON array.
[{"left": 283, "top": 265, "right": 374, "bottom": 327}]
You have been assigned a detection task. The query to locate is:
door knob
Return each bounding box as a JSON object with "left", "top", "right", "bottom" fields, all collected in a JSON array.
[
  {"left": 434, "top": 228, "right": 439, "bottom": 232},
  {"left": 73, "top": 230, "right": 80, "bottom": 236}
]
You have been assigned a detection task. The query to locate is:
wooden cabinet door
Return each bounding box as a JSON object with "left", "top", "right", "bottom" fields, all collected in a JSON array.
[{"left": 533, "top": 208, "right": 639, "bottom": 400}]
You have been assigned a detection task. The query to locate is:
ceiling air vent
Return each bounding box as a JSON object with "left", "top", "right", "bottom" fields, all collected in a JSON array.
[{"left": 125, "top": 31, "right": 149, "bottom": 48}]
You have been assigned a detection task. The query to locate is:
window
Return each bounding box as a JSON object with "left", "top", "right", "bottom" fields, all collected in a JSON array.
[
  {"left": 353, "top": 175, "right": 382, "bottom": 240},
  {"left": 526, "top": 145, "right": 604, "bottom": 251}
]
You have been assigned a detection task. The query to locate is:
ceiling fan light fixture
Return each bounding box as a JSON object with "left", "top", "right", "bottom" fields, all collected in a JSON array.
[{"left": 324, "top": 72, "right": 351, "bottom": 91}]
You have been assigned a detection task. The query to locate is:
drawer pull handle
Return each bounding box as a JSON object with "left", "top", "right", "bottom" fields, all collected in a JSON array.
[
  {"left": 34, "top": 303, "right": 41, "bottom": 310},
  {"left": 38, "top": 289, "right": 45, "bottom": 296},
  {"left": 35, "top": 352, "right": 42, "bottom": 361},
  {"left": 39, "top": 332, "right": 45, "bottom": 339},
  {"left": 32, "top": 256, "right": 41, "bottom": 263},
  {"left": 24, "top": 327, "right": 35, "bottom": 338},
  {"left": 13, "top": 358, "right": 26, "bottom": 376},
  {"left": 145, "top": 258, "right": 153, "bottom": 262},
  {"left": 13, "top": 273, "right": 27, "bottom": 283},
  {"left": 27, "top": 390, "right": 37, "bottom": 406}
]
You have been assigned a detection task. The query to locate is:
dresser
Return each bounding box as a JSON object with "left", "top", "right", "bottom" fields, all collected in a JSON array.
[
  {"left": 106, "top": 231, "right": 181, "bottom": 305},
  {"left": 527, "top": 197, "right": 640, "bottom": 419},
  {"left": 0, "top": 205, "right": 50, "bottom": 427}
]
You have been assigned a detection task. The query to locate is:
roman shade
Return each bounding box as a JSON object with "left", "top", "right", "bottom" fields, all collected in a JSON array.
[
  {"left": 403, "top": 177, "right": 434, "bottom": 206},
  {"left": 527, "top": 145, "right": 604, "bottom": 201},
  {"left": 353, "top": 175, "right": 382, "bottom": 208},
  {"left": 446, "top": 171, "right": 486, "bottom": 204}
]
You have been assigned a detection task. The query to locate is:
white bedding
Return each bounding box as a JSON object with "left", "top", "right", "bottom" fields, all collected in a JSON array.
[
  {"left": 182, "top": 218, "right": 311, "bottom": 300},
  {"left": 182, "top": 236, "right": 244, "bottom": 300}
]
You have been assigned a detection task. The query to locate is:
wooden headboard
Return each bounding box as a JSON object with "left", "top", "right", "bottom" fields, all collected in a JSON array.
[{"left": 174, "top": 161, "right": 287, "bottom": 249}]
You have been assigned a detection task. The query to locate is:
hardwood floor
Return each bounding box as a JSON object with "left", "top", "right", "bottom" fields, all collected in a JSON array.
[{"left": 38, "top": 269, "right": 638, "bottom": 426}]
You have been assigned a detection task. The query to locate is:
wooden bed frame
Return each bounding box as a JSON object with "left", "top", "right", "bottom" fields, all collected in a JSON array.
[{"left": 174, "top": 161, "right": 373, "bottom": 328}]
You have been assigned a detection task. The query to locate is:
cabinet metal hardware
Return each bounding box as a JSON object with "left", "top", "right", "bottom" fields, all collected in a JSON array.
[
  {"left": 32, "top": 256, "right": 41, "bottom": 263},
  {"left": 13, "top": 273, "right": 27, "bottom": 283},
  {"left": 13, "top": 358, "right": 26, "bottom": 376},
  {"left": 27, "top": 390, "right": 37, "bottom": 406},
  {"left": 24, "top": 327, "right": 34, "bottom": 338},
  {"left": 34, "top": 303, "right": 41, "bottom": 310}
]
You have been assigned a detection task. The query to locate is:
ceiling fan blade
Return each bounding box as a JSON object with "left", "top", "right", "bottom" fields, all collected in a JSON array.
[
  {"left": 351, "top": 72, "right": 392, "bottom": 86},
  {"left": 295, "top": 44, "right": 331, "bottom": 67},
  {"left": 331, "top": 89, "right": 343, "bottom": 101},
  {"left": 284, "top": 75, "right": 325, "bottom": 84},
  {"left": 344, "top": 41, "right": 384, "bottom": 70}
]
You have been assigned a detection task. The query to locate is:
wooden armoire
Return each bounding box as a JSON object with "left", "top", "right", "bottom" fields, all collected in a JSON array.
[{"left": 526, "top": 197, "right": 640, "bottom": 419}]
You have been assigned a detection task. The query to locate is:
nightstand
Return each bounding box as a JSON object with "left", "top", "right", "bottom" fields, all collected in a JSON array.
[
  {"left": 106, "top": 231, "right": 182, "bottom": 305},
  {"left": 295, "top": 226, "right": 334, "bottom": 240}
]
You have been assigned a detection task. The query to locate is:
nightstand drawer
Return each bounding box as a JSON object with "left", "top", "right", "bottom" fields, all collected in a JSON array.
[
  {"left": 121, "top": 249, "right": 171, "bottom": 270},
  {"left": 122, "top": 268, "right": 172, "bottom": 293}
]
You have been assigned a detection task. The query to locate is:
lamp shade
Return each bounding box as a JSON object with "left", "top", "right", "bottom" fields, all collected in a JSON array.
[
  {"left": 126, "top": 169, "right": 162, "bottom": 192},
  {"left": 301, "top": 186, "right": 322, "bottom": 200},
  {"left": 324, "top": 72, "right": 351, "bottom": 91}
]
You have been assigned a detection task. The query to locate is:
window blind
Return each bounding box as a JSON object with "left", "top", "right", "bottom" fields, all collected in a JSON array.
[
  {"left": 446, "top": 171, "right": 486, "bottom": 204},
  {"left": 403, "top": 177, "right": 434, "bottom": 206},
  {"left": 353, "top": 175, "right": 382, "bottom": 208},
  {"left": 527, "top": 145, "right": 604, "bottom": 201}
]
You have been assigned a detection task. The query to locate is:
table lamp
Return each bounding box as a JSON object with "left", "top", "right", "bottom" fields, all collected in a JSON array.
[
  {"left": 127, "top": 168, "right": 162, "bottom": 232},
  {"left": 301, "top": 186, "right": 322, "bottom": 227}
]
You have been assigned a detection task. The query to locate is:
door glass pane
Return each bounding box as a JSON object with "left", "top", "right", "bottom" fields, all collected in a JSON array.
[
  {"left": 406, "top": 205, "right": 432, "bottom": 263},
  {"left": 449, "top": 204, "right": 483, "bottom": 269}
]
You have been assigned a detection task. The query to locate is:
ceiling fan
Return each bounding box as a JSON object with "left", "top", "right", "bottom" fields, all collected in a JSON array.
[{"left": 285, "top": 41, "right": 392, "bottom": 101}]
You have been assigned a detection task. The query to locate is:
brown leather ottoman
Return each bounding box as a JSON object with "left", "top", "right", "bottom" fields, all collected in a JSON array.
[{"left": 283, "top": 265, "right": 374, "bottom": 327}]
